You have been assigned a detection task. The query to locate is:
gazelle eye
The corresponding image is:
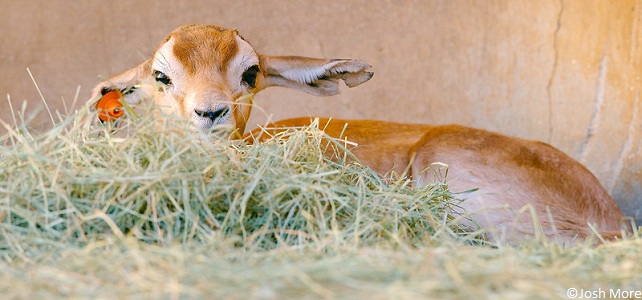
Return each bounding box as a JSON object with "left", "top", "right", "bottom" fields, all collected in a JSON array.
[
  {"left": 241, "top": 65, "right": 259, "bottom": 88},
  {"left": 153, "top": 70, "right": 172, "bottom": 85}
]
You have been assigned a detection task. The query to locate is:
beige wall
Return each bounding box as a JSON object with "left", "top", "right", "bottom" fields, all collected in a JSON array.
[{"left": 2, "top": 0, "right": 641, "bottom": 224}]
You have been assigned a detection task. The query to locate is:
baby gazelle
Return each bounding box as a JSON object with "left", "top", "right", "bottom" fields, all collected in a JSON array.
[{"left": 88, "top": 24, "right": 627, "bottom": 245}]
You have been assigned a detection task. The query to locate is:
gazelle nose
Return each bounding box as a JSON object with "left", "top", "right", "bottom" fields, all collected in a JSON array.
[{"left": 194, "top": 107, "right": 229, "bottom": 122}]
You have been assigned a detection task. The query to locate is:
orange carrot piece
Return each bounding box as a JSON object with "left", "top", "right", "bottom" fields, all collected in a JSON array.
[{"left": 96, "top": 90, "right": 124, "bottom": 122}]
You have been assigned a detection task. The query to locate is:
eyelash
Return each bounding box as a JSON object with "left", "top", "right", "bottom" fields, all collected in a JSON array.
[{"left": 153, "top": 70, "right": 172, "bottom": 86}]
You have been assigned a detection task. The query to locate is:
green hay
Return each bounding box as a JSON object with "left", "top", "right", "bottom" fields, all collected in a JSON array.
[
  {"left": 0, "top": 104, "right": 470, "bottom": 256},
  {"left": 0, "top": 101, "right": 640, "bottom": 299}
]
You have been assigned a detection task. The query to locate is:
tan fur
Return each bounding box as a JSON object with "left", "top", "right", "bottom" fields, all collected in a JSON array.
[
  {"left": 246, "top": 117, "right": 627, "bottom": 244},
  {"left": 89, "top": 24, "right": 626, "bottom": 245},
  {"left": 171, "top": 25, "right": 239, "bottom": 75}
]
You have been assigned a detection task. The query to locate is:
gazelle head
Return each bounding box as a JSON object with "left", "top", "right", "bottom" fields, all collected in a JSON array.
[{"left": 87, "top": 24, "right": 373, "bottom": 137}]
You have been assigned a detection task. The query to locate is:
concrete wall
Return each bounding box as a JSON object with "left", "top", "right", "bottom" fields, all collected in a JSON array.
[{"left": 2, "top": 0, "right": 641, "bottom": 224}]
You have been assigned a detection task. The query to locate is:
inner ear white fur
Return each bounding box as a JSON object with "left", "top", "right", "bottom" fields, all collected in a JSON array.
[
  {"left": 280, "top": 59, "right": 370, "bottom": 84},
  {"left": 258, "top": 56, "right": 373, "bottom": 96}
]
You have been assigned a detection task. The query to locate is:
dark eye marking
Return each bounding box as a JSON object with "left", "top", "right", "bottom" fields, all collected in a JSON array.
[
  {"left": 241, "top": 65, "right": 259, "bottom": 88},
  {"left": 153, "top": 70, "right": 172, "bottom": 86},
  {"left": 123, "top": 87, "right": 137, "bottom": 95},
  {"left": 101, "top": 86, "right": 137, "bottom": 95}
]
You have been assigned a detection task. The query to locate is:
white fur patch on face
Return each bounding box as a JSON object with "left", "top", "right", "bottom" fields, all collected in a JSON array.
[
  {"left": 121, "top": 80, "right": 158, "bottom": 106},
  {"left": 151, "top": 37, "right": 186, "bottom": 94},
  {"left": 227, "top": 35, "right": 260, "bottom": 94},
  {"left": 149, "top": 37, "right": 192, "bottom": 119}
]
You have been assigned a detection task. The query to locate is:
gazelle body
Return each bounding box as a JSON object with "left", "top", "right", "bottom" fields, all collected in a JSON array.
[
  {"left": 248, "top": 118, "right": 625, "bottom": 243},
  {"left": 88, "top": 24, "right": 627, "bottom": 244}
]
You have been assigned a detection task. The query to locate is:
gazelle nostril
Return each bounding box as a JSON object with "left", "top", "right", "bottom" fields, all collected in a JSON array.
[{"left": 194, "top": 107, "right": 229, "bottom": 121}]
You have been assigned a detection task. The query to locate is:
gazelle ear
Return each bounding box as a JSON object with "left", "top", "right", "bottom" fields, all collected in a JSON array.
[
  {"left": 87, "top": 60, "right": 153, "bottom": 111},
  {"left": 257, "top": 55, "right": 373, "bottom": 96}
]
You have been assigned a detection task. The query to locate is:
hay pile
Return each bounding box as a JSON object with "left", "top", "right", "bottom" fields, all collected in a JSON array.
[{"left": 0, "top": 103, "right": 640, "bottom": 299}]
